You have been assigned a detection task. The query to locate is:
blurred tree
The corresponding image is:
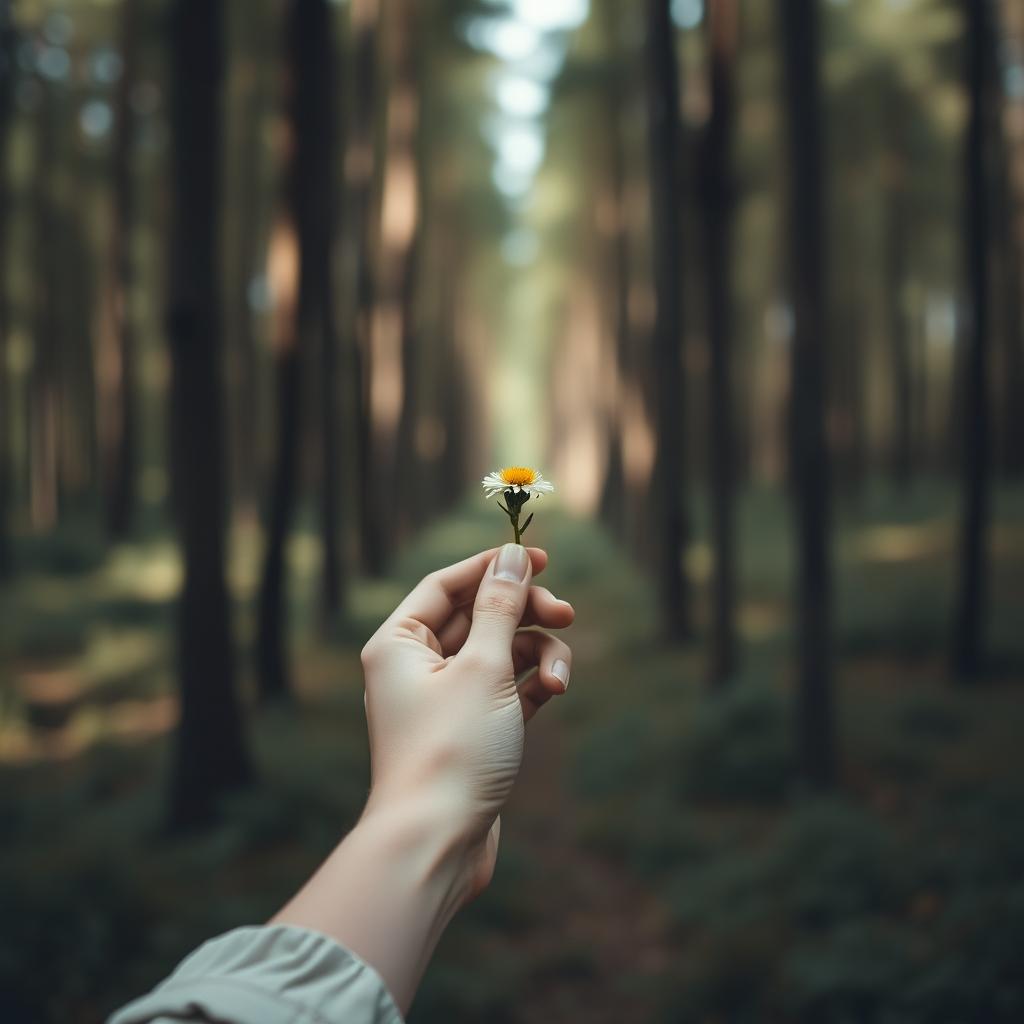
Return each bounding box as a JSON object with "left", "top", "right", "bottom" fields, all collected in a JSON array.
[
  {"left": 166, "top": 0, "right": 253, "bottom": 827},
  {"left": 392, "top": 10, "right": 426, "bottom": 548},
  {"left": 349, "top": 0, "right": 386, "bottom": 575},
  {"left": 226, "top": 1, "right": 272, "bottom": 518},
  {"left": 993, "top": 6, "right": 1024, "bottom": 477},
  {"left": 375, "top": 0, "right": 421, "bottom": 553},
  {"left": 644, "top": 0, "right": 691, "bottom": 643},
  {"left": 780, "top": 0, "right": 836, "bottom": 787},
  {"left": 0, "top": 0, "right": 13, "bottom": 575},
  {"left": 317, "top": 7, "right": 344, "bottom": 626},
  {"left": 701, "top": 0, "right": 739, "bottom": 687},
  {"left": 31, "top": 74, "right": 61, "bottom": 530},
  {"left": 883, "top": 92, "right": 914, "bottom": 488},
  {"left": 951, "top": 0, "right": 994, "bottom": 679},
  {"left": 257, "top": 0, "right": 340, "bottom": 699},
  {"left": 98, "top": 0, "right": 139, "bottom": 537}
]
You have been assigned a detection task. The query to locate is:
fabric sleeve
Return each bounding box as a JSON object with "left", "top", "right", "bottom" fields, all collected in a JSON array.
[{"left": 107, "top": 923, "right": 405, "bottom": 1024}]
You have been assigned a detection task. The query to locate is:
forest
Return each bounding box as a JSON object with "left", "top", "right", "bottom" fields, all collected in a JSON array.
[{"left": 1, "top": 0, "right": 1023, "bottom": 1020}]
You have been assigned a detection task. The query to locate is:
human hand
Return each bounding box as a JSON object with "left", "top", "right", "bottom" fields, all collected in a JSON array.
[{"left": 359, "top": 543, "right": 574, "bottom": 899}]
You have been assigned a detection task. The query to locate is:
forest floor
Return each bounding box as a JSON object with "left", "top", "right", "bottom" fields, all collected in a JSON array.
[{"left": 2, "top": 483, "right": 1024, "bottom": 1023}]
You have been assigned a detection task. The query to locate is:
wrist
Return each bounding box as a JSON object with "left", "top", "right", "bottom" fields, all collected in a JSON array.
[
  {"left": 271, "top": 794, "right": 477, "bottom": 1013},
  {"left": 358, "top": 792, "right": 478, "bottom": 909}
]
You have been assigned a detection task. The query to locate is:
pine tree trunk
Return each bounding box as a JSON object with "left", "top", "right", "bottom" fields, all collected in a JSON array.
[
  {"left": 884, "top": 107, "right": 912, "bottom": 488},
  {"left": 166, "top": 0, "right": 253, "bottom": 829},
  {"left": 227, "top": 30, "right": 267, "bottom": 520},
  {"left": 780, "top": 0, "right": 837, "bottom": 788},
  {"left": 0, "top": 0, "right": 15, "bottom": 576},
  {"left": 703, "top": 0, "right": 738, "bottom": 687},
  {"left": 103, "top": 0, "right": 139, "bottom": 537},
  {"left": 951, "top": 0, "right": 993, "bottom": 679},
  {"left": 314, "top": 1, "right": 344, "bottom": 624},
  {"left": 644, "top": 0, "right": 690, "bottom": 643},
  {"left": 258, "top": 0, "right": 339, "bottom": 697}
]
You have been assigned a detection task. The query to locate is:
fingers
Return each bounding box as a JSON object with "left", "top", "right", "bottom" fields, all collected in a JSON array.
[
  {"left": 457, "top": 544, "right": 533, "bottom": 662},
  {"left": 513, "top": 630, "right": 572, "bottom": 722},
  {"left": 386, "top": 546, "right": 547, "bottom": 634},
  {"left": 436, "top": 584, "right": 574, "bottom": 657}
]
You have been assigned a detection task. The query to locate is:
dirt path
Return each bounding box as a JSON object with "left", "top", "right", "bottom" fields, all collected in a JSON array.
[{"left": 507, "top": 711, "right": 675, "bottom": 1023}]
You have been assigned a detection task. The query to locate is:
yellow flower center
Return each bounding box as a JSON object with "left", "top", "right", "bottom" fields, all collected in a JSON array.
[{"left": 500, "top": 466, "right": 538, "bottom": 487}]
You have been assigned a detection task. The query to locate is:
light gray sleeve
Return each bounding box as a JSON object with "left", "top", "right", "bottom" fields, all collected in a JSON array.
[{"left": 107, "top": 924, "right": 404, "bottom": 1024}]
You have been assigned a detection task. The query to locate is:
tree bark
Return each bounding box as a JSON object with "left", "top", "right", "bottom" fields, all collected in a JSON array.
[
  {"left": 227, "top": 35, "right": 267, "bottom": 519},
  {"left": 780, "top": 0, "right": 837, "bottom": 787},
  {"left": 315, "top": 3, "right": 344, "bottom": 625},
  {"left": 257, "top": 0, "right": 339, "bottom": 696},
  {"left": 101, "top": 0, "right": 139, "bottom": 537},
  {"left": 0, "top": 0, "right": 15, "bottom": 575},
  {"left": 349, "top": 0, "right": 386, "bottom": 576},
  {"left": 951, "top": 0, "right": 993, "bottom": 679},
  {"left": 883, "top": 101, "right": 913, "bottom": 488},
  {"left": 166, "top": 0, "right": 253, "bottom": 829},
  {"left": 702, "top": 0, "right": 739, "bottom": 687},
  {"left": 644, "top": 0, "right": 690, "bottom": 643}
]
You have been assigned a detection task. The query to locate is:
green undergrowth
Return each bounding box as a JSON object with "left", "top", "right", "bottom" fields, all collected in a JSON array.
[{"left": 2, "top": 484, "right": 1024, "bottom": 1022}]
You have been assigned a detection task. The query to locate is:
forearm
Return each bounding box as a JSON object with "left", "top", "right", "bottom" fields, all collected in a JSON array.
[{"left": 270, "top": 797, "right": 473, "bottom": 1014}]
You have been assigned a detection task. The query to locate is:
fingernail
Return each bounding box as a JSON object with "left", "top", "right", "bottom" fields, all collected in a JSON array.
[
  {"left": 552, "top": 659, "right": 570, "bottom": 690},
  {"left": 494, "top": 543, "right": 529, "bottom": 582}
]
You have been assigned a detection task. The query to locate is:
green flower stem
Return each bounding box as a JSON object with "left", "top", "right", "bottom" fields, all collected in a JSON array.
[{"left": 498, "top": 489, "right": 531, "bottom": 545}]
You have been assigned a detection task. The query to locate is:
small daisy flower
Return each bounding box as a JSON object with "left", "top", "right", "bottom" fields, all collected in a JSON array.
[
  {"left": 481, "top": 466, "right": 555, "bottom": 500},
  {"left": 482, "top": 466, "right": 554, "bottom": 543}
]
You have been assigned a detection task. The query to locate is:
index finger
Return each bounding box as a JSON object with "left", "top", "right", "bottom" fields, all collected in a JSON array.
[{"left": 387, "top": 546, "right": 548, "bottom": 633}]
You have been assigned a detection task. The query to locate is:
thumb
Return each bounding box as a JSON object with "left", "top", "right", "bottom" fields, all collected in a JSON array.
[{"left": 460, "top": 543, "right": 532, "bottom": 664}]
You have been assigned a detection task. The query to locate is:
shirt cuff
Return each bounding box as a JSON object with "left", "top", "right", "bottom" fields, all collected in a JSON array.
[{"left": 107, "top": 923, "right": 405, "bottom": 1024}]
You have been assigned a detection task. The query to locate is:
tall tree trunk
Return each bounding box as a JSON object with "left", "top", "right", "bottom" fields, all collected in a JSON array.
[
  {"left": 644, "top": 0, "right": 690, "bottom": 643},
  {"left": 100, "top": 0, "right": 139, "bottom": 537},
  {"left": 883, "top": 103, "right": 912, "bottom": 488},
  {"left": 166, "top": 0, "right": 252, "bottom": 828},
  {"left": 227, "top": 41, "right": 267, "bottom": 519},
  {"left": 780, "top": 0, "right": 836, "bottom": 787},
  {"left": 349, "top": 0, "right": 386, "bottom": 576},
  {"left": 382, "top": 0, "right": 422, "bottom": 549},
  {"left": 257, "top": 0, "right": 338, "bottom": 697},
  {"left": 597, "top": 8, "right": 632, "bottom": 541},
  {"left": 31, "top": 81, "right": 60, "bottom": 531},
  {"left": 951, "top": 0, "right": 993, "bottom": 679},
  {"left": 702, "top": 0, "right": 738, "bottom": 687},
  {"left": 994, "top": 55, "right": 1024, "bottom": 478},
  {"left": 0, "top": 0, "right": 15, "bottom": 575},
  {"left": 316, "top": 2, "right": 344, "bottom": 625}
]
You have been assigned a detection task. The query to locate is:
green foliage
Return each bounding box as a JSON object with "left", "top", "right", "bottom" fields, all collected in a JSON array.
[
  {"left": 13, "top": 529, "right": 107, "bottom": 577},
  {"left": 680, "top": 681, "right": 795, "bottom": 802}
]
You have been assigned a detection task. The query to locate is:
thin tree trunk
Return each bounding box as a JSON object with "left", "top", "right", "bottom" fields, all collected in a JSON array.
[
  {"left": 951, "top": 0, "right": 993, "bottom": 679},
  {"left": 31, "top": 81, "right": 61, "bottom": 531},
  {"left": 102, "top": 0, "right": 139, "bottom": 537},
  {"left": 348, "top": 0, "right": 385, "bottom": 576},
  {"left": 884, "top": 108, "right": 913, "bottom": 488},
  {"left": 702, "top": 0, "right": 738, "bottom": 687},
  {"left": 166, "top": 0, "right": 252, "bottom": 829},
  {"left": 257, "top": 0, "right": 338, "bottom": 697},
  {"left": 383, "top": 0, "right": 422, "bottom": 549},
  {"left": 598, "top": 18, "right": 632, "bottom": 539},
  {"left": 317, "top": 3, "right": 344, "bottom": 624},
  {"left": 780, "top": 0, "right": 836, "bottom": 787},
  {"left": 995, "top": 65, "right": 1024, "bottom": 477},
  {"left": 228, "top": 48, "right": 266, "bottom": 518},
  {"left": 644, "top": 0, "right": 690, "bottom": 643},
  {"left": 0, "top": 0, "right": 15, "bottom": 575}
]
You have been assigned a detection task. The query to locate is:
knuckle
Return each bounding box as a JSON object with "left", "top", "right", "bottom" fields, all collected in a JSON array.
[
  {"left": 360, "top": 637, "right": 380, "bottom": 669},
  {"left": 477, "top": 589, "right": 521, "bottom": 620}
]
